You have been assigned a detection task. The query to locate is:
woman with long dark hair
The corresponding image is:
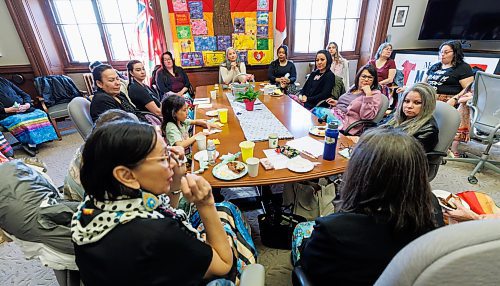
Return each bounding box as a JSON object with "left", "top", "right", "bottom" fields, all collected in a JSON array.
[
  {"left": 311, "top": 64, "right": 383, "bottom": 135},
  {"left": 297, "top": 127, "right": 444, "bottom": 285},
  {"left": 126, "top": 60, "right": 162, "bottom": 117}
]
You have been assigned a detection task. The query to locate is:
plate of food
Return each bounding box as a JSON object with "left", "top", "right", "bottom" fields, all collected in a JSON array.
[
  {"left": 309, "top": 125, "right": 327, "bottom": 137},
  {"left": 432, "top": 190, "right": 470, "bottom": 211},
  {"left": 212, "top": 161, "right": 248, "bottom": 180},
  {"left": 287, "top": 157, "right": 314, "bottom": 173},
  {"left": 270, "top": 89, "right": 283, "bottom": 97},
  {"left": 193, "top": 150, "right": 220, "bottom": 162},
  {"left": 206, "top": 110, "right": 219, "bottom": 117}
]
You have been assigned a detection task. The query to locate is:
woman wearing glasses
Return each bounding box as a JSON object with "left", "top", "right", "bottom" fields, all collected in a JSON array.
[
  {"left": 72, "top": 121, "right": 256, "bottom": 285},
  {"left": 398, "top": 40, "right": 474, "bottom": 103},
  {"left": 312, "top": 64, "right": 383, "bottom": 135}
]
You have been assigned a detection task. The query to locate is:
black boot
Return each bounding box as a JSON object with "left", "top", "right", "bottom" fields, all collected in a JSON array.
[{"left": 21, "top": 144, "right": 36, "bottom": 157}]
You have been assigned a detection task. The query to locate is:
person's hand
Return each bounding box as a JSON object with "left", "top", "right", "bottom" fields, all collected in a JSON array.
[
  {"left": 18, "top": 103, "right": 30, "bottom": 112},
  {"left": 326, "top": 98, "right": 338, "bottom": 106},
  {"left": 170, "top": 153, "right": 187, "bottom": 193},
  {"left": 230, "top": 61, "right": 237, "bottom": 70},
  {"left": 180, "top": 174, "right": 214, "bottom": 207},
  {"left": 5, "top": 106, "right": 19, "bottom": 113},
  {"left": 246, "top": 74, "right": 254, "bottom": 81},
  {"left": 206, "top": 122, "right": 220, "bottom": 131},
  {"left": 168, "top": 145, "right": 185, "bottom": 162},
  {"left": 301, "top": 95, "right": 307, "bottom": 103},
  {"left": 458, "top": 91, "right": 472, "bottom": 104},
  {"left": 444, "top": 199, "right": 479, "bottom": 222},
  {"left": 361, "top": 85, "right": 373, "bottom": 96},
  {"left": 396, "top": 86, "right": 406, "bottom": 93}
]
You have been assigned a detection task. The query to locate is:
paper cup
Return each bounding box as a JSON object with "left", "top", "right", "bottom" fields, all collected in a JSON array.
[
  {"left": 239, "top": 141, "right": 255, "bottom": 162},
  {"left": 195, "top": 134, "right": 206, "bottom": 151},
  {"left": 246, "top": 157, "right": 259, "bottom": 177},
  {"left": 219, "top": 108, "right": 228, "bottom": 123},
  {"left": 210, "top": 90, "right": 217, "bottom": 99}
]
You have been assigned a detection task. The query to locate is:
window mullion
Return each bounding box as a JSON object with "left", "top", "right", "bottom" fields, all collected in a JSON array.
[
  {"left": 324, "top": 0, "right": 333, "bottom": 49},
  {"left": 92, "top": 0, "right": 113, "bottom": 63}
]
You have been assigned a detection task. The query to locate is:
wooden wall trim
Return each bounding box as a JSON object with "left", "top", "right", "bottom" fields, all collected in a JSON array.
[
  {"left": 0, "top": 65, "right": 34, "bottom": 74},
  {"left": 5, "top": 0, "right": 64, "bottom": 76}
]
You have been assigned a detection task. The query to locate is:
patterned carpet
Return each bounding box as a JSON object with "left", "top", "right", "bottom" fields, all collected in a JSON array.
[{"left": 1, "top": 130, "right": 499, "bottom": 286}]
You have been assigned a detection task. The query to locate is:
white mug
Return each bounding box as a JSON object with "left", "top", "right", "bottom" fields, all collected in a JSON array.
[
  {"left": 195, "top": 134, "right": 206, "bottom": 151},
  {"left": 246, "top": 157, "right": 260, "bottom": 177}
]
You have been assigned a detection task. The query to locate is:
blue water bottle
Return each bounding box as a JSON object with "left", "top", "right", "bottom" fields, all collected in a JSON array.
[{"left": 323, "top": 122, "right": 339, "bottom": 161}]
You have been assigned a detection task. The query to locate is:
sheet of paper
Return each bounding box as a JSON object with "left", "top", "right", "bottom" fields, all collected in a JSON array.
[
  {"left": 285, "top": 136, "right": 324, "bottom": 158},
  {"left": 197, "top": 103, "right": 213, "bottom": 109},
  {"left": 263, "top": 149, "right": 288, "bottom": 170},
  {"left": 193, "top": 98, "right": 210, "bottom": 105},
  {"left": 203, "top": 129, "right": 222, "bottom": 134}
]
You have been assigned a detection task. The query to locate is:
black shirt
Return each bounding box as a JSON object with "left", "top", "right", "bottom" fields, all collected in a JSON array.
[
  {"left": 128, "top": 81, "right": 161, "bottom": 113},
  {"left": 75, "top": 218, "right": 213, "bottom": 286},
  {"left": 268, "top": 60, "right": 297, "bottom": 84},
  {"left": 426, "top": 62, "right": 473, "bottom": 95}
]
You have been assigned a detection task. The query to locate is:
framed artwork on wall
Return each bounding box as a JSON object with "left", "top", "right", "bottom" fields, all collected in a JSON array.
[{"left": 392, "top": 6, "right": 409, "bottom": 27}]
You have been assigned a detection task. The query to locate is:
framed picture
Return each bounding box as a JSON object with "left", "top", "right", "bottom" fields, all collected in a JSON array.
[{"left": 392, "top": 6, "right": 409, "bottom": 27}]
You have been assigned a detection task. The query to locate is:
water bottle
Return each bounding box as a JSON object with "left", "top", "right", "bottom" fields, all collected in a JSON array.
[
  {"left": 207, "top": 139, "right": 216, "bottom": 165},
  {"left": 323, "top": 122, "right": 339, "bottom": 161}
]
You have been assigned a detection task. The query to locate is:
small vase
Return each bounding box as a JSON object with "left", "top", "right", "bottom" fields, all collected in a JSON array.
[{"left": 244, "top": 99, "right": 255, "bottom": 111}]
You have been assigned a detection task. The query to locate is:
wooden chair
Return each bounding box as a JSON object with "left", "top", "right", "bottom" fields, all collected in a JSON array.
[{"left": 82, "top": 73, "right": 94, "bottom": 98}]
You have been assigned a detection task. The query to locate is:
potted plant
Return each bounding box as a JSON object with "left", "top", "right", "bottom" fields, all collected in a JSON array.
[{"left": 235, "top": 86, "right": 260, "bottom": 111}]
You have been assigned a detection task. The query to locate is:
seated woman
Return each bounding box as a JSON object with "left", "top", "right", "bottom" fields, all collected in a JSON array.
[
  {"left": 155, "top": 51, "right": 194, "bottom": 119},
  {"left": 369, "top": 42, "right": 396, "bottom": 96},
  {"left": 297, "top": 127, "right": 444, "bottom": 285},
  {"left": 397, "top": 40, "right": 474, "bottom": 103},
  {"left": 126, "top": 60, "right": 162, "bottom": 117},
  {"left": 384, "top": 82, "right": 439, "bottom": 153},
  {"left": 89, "top": 64, "right": 147, "bottom": 123},
  {"left": 72, "top": 121, "right": 256, "bottom": 285},
  {"left": 327, "top": 41, "right": 350, "bottom": 89},
  {"left": 0, "top": 77, "right": 58, "bottom": 156},
  {"left": 268, "top": 45, "right": 297, "bottom": 91},
  {"left": 161, "top": 95, "right": 218, "bottom": 159},
  {"left": 220, "top": 47, "right": 253, "bottom": 84},
  {"left": 311, "top": 64, "right": 383, "bottom": 135},
  {"left": 298, "top": 50, "right": 335, "bottom": 110}
]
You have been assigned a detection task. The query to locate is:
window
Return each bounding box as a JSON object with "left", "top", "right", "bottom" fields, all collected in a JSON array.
[
  {"left": 48, "top": 0, "right": 139, "bottom": 64},
  {"left": 290, "top": 0, "right": 366, "bottom": 59}
]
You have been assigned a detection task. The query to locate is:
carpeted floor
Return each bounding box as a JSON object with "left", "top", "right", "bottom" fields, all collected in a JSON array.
[{"left": 1, "top": 129, "right": 499, "bottom": 286}]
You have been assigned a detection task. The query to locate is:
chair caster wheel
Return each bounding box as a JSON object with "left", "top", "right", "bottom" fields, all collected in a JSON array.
[{"left": 468, "top": 176, "right": 478, "bottom": 184}]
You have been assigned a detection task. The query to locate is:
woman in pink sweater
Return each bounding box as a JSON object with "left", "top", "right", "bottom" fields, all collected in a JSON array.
[{"left": 312, "top": 64, "right": 383, "bottom": 135}]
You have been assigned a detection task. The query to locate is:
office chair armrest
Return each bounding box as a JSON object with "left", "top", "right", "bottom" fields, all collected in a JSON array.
[
  {"left": 292, "top": 266, "right": 313, "bottom": 286},
  {"left": 341, "top": 120, "right": 377, "bottom": 136}
]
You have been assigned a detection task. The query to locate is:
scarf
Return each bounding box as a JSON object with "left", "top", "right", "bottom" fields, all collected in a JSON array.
[{"left": 71, "top": 192, "right": 202, "bottom": 245}]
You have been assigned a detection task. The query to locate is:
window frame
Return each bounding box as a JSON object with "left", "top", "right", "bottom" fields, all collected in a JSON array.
[
  {"left": 286, "top": 0, "right": 368, "bottom": 62},
  {"left": 43, "top": 0, "right": 166, "bottom": 73}
]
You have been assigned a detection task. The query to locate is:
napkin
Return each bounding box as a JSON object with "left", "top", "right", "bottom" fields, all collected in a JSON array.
[
  {"left": 197, "top": 104, "right": 213, "bottom": 109},
  {"left": 203, "top": 129, "right": 222, "bottom": 134}
]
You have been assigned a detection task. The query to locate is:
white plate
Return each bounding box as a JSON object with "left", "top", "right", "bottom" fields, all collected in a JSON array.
[
  {"left": 287, "top": 157, "right": 314, "bottom": 173},
  {"left": 270, "top": 92, "right": 283, "bottom": 97},
  {"left": 212, "top": 161, "right": 248, "bottom": 180},
  {"left": 193, "top": 150, "right": 220, "bottom": 162},
  {"left": 206, "top": 110, "right": 219, "bottom": 117},
  {"left": 309, "top": 125, "right": 327, "bottom": 137},
  {"left": 432, "top": 190, "right": 470, "bottom": 211}
]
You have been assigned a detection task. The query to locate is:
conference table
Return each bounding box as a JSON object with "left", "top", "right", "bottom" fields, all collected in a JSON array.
[{"left": 192, "top": 83, "right": 351, "bottom": 188}]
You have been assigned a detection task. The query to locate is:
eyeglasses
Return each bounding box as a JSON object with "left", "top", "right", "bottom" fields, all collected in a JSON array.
[
  {"left": 144, "top": 151, "right": 183, "bottom": 166},
  {"left": 440, "top": 50, "right": 453, "bottom": 55},
  {"left": 360, "top": 75, "right": 374, "bottom": 80}
]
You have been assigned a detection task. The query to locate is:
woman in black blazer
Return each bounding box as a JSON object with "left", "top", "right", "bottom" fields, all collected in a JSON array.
[{"left": 299, "top": 50, "right": 335, "bottom": 110}]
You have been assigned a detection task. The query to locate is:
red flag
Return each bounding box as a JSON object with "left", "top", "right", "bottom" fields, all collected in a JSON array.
[{"left": 274, "top": 0, "right": 287, "bottom": 59}]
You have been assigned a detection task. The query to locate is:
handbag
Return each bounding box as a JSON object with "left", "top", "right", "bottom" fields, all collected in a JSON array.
[
  {"left": 258, "top": 211, "right": 307, "bottom": 250},
  {"left": 282, "top": 178, "right": 336, "bottom": 221}
]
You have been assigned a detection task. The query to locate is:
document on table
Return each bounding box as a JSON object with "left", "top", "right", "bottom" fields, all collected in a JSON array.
[
  {"left": 193, "top": 98, "right": 210, "bottom": 105},
  {"left": 285, "top": 136, "right": 324, "bottom": 158},
  {"left": 262, "top": 149, "right": 289, "bottom": 170}
]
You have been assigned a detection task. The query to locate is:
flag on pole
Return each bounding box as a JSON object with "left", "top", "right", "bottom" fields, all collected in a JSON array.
[
  {"left": 134, "top": 0, "right": 163, "bottom": 81},
  {"left": 274, "top": 0, "right": 287, "bottom": 59}
]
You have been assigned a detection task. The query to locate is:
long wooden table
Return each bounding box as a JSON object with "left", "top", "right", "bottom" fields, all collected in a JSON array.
[{"left": 192, "top": 83, "right": 351, "bottom": 188}]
